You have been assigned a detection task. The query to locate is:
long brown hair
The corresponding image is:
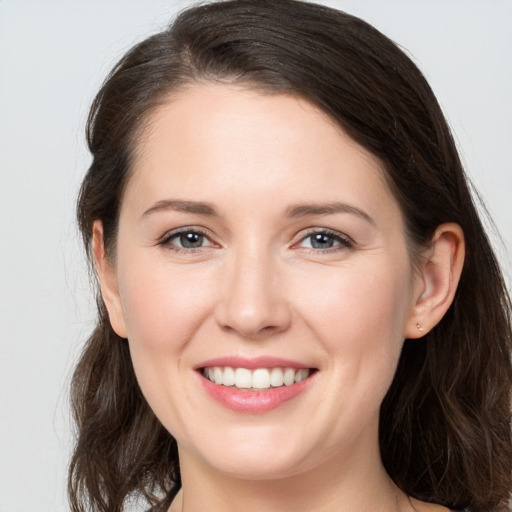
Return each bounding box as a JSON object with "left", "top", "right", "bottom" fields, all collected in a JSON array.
[{"left": 70, "top": 1, "right": 512, "bottom": 511}]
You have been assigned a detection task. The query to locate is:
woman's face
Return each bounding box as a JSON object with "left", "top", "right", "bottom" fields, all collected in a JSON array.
[{"left": 104, "top": 84, "right": 424, "bottom": 480}]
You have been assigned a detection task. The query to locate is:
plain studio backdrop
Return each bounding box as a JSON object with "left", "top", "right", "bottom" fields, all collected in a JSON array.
[{"left": 0, "top": 1, "right": 510, "bottom": 510}]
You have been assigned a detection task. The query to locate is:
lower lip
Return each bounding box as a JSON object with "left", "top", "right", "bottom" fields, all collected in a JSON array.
[{"left": 198, "top": 372, "right": 315, "bottom": 413}]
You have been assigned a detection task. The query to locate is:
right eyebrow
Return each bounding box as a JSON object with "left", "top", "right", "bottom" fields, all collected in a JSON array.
[
  {"left": 285, "top": 201, "right": 375, "bottom": 226},
  {"left": 141, "top": 199, "right": 219, "bottom": 218}
]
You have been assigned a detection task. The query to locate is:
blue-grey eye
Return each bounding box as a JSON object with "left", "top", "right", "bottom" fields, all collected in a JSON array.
[
  {"left": 176, "top": 232, "right": 206, "bottom": 248},
  {"left": 307, "top": 233, "right": 337, "bottom": 249},
  {"left": 299, "top": 231, "right": 351, "bottom": 250},
  {"left": 160, "top": 228, "right": 215, "bottom": 251}
]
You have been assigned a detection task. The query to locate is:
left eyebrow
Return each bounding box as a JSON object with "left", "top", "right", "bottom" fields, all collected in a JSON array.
[
  {"left": 285, "top": 202, "right": 375, "bottom": 225},
  {"left": 141, "top": 199, "right": 219, "bottom": 218}
]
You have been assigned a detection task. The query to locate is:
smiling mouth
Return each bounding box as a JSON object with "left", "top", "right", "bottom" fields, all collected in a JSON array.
[{"left": 201, "top": 366, "right": 316, "bottom": 390}]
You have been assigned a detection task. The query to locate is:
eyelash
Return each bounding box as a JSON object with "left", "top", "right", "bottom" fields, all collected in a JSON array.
[
  {"left": 158, "top": 227, "right": 215, "bottom": 253},
  {"left": 294, "top": 229, "right": 354, "bottom": 253},
  {"left": 158, "top": 228, "right": 354, "bottom": 254}
]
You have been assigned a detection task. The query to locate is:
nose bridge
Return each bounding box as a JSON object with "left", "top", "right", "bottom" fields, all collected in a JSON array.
[{"left": 215, "top": 238, "right": 290, "bottom": 338}]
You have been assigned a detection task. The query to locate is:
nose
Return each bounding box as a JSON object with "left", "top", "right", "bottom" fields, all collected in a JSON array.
[{"left": 214, "top": 247, "right": 292, "bottom": 339}]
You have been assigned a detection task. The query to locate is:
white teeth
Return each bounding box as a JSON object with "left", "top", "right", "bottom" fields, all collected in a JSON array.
[
  {"left": 270, "top": 367, "right": 284, "bottom": 387},
  {"left": 235, "top": 368, "right": 252, "bottom": 388},
  {"left": 252, "top": 369, "right": 270, "bottom": 389},
  {"left": 295, "top": 368, "right": 310, "bottom": 383},
  {"left": 213, "top": 367, "right": 223, "bottom": 385},
  {"left": 223, "top": 366, "right": 235, "bottom": 386},
  {"left": 203, "top": 366, "right": 312, "bottom": 389},
  {"left": 283, "top": 368, "right": 295, "bottom": 386}
]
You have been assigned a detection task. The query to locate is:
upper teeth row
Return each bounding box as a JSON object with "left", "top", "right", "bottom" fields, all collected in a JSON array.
[{"left": 203, "top": 367, "right": 311, "bottom": 389}]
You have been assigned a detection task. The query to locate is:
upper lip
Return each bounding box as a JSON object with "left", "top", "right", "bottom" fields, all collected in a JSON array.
[{"left": 195, "top": 356, "right": 315, "bottom": 370}]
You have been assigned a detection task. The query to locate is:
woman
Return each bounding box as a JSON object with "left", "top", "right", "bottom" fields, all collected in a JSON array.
[{"left": 69, "top": 1, "right": 512, "bottom": 511}]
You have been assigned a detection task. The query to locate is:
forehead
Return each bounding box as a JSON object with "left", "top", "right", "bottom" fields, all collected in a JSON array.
[{"left": 124, "top": 83, "right": 397, "bottom": 222}]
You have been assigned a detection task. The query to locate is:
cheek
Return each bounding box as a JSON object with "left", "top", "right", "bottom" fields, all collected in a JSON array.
[
  {"left": 294, "top": 259, "right": 413, "bottom": 431},
  {"left": 292, "top": 257, "right": 412, "bottom": 366},
  {"left": 115, "top": 255, "right": 218, "bottom": 416},
  {"left": 115, "top": 258, "right": 219, "bottom": 434},
  {"left": 118, "top": 258, "right": 215, "bottom": 352}
]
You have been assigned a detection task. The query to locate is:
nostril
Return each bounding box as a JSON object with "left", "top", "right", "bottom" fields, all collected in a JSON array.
[{"left": 218, "top": 322, "right": 288, "bottom": 340}]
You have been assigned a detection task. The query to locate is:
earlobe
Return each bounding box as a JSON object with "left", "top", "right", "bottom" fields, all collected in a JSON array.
[
  {"left": 405, "top": 223, "right": 465, "bottom": 339},
  {"left": 92, "top": 221, "right": 128, "bottom": 338}
]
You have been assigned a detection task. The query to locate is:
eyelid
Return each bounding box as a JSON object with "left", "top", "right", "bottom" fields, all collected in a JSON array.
[
  {"left": 156, "top": 226, "right": 353, "bottom": 253},
  {"left": 158, "top": 226, "right": 218, "bottom": 250},
  {"left": 291, "top": 227, "right": 354, "bottom": 251}
]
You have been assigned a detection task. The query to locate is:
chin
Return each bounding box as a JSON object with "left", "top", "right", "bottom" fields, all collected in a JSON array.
[{"left": 179, "top": 424, "right": 317, "bottom": 481}]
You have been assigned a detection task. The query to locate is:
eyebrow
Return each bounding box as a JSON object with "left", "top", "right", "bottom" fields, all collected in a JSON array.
[
  {"left": 142, "top": 200, "right": 219, "bottom": 218},
  {"left": 286, "top": 202, "right": 375, "bottom": 225},
  {"left": 142, "top": 199, "right": 374, "bottom": 225}
]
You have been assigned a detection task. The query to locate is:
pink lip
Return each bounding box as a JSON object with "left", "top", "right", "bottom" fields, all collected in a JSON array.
[
  {"left": 199, "top": 376, "right": 314, "bottom": 413},
  {"left": 195, "top": 356, "right": 312, "bottom": 370},
  {"left": 195, "top": 357, "right": 317, "bottom": 414}
]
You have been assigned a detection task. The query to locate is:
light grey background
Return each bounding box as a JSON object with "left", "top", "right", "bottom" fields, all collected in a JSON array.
[{"left": 0, "top": 1, "right": 510, "bottom": 510}]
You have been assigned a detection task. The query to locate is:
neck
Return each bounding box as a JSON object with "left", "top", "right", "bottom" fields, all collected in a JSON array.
[{"left": 172, "top": 440, "right": 412, "bottom": 512}]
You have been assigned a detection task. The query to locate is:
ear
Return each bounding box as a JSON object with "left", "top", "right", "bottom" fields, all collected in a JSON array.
[
  {"left": 92, "top": 220, "right": 128, "bottom": 338},
  {"left": 405, "top": 223, "right": 465, "bottom": 339}
]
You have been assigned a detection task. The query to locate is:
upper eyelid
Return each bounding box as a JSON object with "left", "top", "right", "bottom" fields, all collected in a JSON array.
[
  {"left": 157, "top": 226, "right": 353, "bottom": 248},
  {"left": 292, "top": 227, "right": 353, "bottom": 245},
  {"left": 159, "top": 226, "right": 216, "bottom": 245}
]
